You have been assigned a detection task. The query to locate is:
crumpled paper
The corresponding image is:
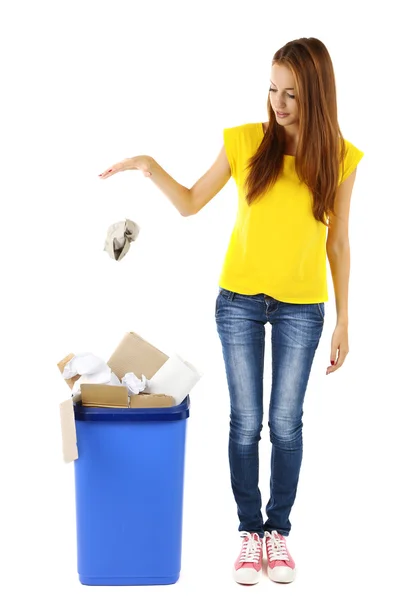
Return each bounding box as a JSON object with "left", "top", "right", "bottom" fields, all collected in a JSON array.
[
  {"left": 62, "top": 353, "right": 105, "bottom": 378},
  {"left": 62, "top": 353, "right": 151, "bottom": 398},
  {"left": 121, "top": 372, "right": 148, "bottom": 395},
  {"left": 62, "top": 353, "right": 122, "bottom": 396},
  {"left": 104, "top": 218, "right": 140, "bottom": 261}
]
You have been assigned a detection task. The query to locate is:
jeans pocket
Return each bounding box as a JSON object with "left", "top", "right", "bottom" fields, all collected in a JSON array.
[
  {"left": 218, "top": 287, "right": 231, "bottom": 299},
  {"left": 215, "top": 287, "right": 232, "bottom": 318}
]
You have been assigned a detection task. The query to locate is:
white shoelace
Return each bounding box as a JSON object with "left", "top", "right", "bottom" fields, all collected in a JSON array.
[
  {"left": 265, "top": 531, "right": 289, "bottom": 561},
  {"left": 239, "top": 532, "right": 262, "bottom": 563}
]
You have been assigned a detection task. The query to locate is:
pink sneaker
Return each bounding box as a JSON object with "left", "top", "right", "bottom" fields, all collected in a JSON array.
[
  {"left": 265, "top": 530, "right": 296, "bottom": 583},
  {"left": 233, "top": 532, "right": 263, "bottom": 584}
]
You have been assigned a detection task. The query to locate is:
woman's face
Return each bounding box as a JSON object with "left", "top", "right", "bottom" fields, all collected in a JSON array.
[{"left": 269, "top": 64, "right": 299, "bottom": 125}]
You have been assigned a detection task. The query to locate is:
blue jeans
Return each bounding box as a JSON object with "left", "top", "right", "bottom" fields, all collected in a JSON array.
[{"left": 215, "top": 286, "right": 325, "bottom": 538}]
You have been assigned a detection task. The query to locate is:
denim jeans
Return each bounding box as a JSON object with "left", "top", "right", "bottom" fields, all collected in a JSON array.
[{"left": 215, "top": 286, "right": 325, "bottom": 538}]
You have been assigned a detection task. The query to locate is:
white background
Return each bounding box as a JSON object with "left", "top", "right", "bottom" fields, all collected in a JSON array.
[{"left": 1, "top": 1, "right": 399, "bottom": 598}]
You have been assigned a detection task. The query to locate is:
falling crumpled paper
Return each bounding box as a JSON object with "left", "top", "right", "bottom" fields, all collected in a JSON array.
[{"left": 104, "top": 218, "right": 140, "bottom": 261}]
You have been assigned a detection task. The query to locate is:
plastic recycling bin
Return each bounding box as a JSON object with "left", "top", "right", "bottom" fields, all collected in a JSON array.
[{"left": 73, "top": 396, "right": 190, "bottom": 586}]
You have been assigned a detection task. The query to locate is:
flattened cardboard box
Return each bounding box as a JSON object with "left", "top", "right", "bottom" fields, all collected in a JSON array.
[
  {"left": 80, "top": 383, "right": 128, "bottom": 407},
  {"left": 80, "top": 383, "right": 174, "bottom": 408},
  {"left": 107, "top": 331, "right": 169, "bottom": 380},
  {"left": 60, "top": 399, "right": 78, "bottom": 463},
  {"left": 130, "top": 393, "right": 174, "bottom": 408}
]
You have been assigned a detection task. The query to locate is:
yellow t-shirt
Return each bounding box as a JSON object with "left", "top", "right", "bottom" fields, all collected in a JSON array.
[{"left": 218, "top": 122, "right": 364, "bottom": 303}]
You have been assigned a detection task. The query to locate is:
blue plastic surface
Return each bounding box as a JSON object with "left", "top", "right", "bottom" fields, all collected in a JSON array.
[
  {"left": 74, "top": 396, "right": 190, "bottom": 422},
  {"left": 73, "top": 396, "right": 190, "bottom": 586}
]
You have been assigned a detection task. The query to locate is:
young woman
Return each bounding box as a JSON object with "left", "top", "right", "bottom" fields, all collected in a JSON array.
[{"left": 99, "top": 37, "right": 364, "bottom": 586}]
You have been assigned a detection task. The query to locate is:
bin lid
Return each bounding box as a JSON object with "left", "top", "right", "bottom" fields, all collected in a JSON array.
[{"left": 74, "top": 395, "right": 190, "bottom": 422}]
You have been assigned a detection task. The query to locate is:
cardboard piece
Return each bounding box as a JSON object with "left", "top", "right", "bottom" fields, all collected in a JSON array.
[
  {"left": 80, "top": 383, "right": 129, "bottom": 407},
  {"left": 80, "top": 384, "right": 174, "bottom": 408},
  {"left": 60, "top": 399, "right": 78, "bottom": 463},
  {"left": 107, "top": 332, "right": 169, "bottom": 380},
  {"left": 130, "top": 393, "right": 175, "bottom": 408}
]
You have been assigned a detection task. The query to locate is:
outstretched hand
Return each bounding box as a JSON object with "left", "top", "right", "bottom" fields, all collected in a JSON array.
[{"left": 98, "top": 156, "right": 153, "bottom": 179}]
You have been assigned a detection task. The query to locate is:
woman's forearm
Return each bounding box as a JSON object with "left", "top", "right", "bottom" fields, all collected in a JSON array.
[
  {"left": 147, "top": 157, "right": 193, "bottom": 217},
  {"left": 327, "top": 242, "right": 350, "bottom": 325}
]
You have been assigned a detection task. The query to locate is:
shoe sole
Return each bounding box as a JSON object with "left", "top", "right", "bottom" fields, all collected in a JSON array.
[
  {"left": 267, "top": 565, "right": 296, "bottom": 583},
  {"left": 232, "top": 566, "right": 262, "bottom": 585}
]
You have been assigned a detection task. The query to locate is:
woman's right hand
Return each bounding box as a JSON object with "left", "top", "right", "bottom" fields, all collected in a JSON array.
[{"left": 98, "top": 155, "right": 153, "bottom": 179}]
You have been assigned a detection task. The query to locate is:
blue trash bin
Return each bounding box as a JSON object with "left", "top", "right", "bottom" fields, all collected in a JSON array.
[{"left": 73, "top": 396, "right": 190, "bottom": 586}]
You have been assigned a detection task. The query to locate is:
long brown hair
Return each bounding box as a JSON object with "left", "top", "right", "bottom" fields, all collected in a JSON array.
[{"left": 244, "top": 37, "right": 346, "bottom": 227}]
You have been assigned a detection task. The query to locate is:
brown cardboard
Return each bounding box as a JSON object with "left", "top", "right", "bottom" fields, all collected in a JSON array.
[
  {"left": 81, "top": 384, "right": 174, "bottom": 408},
  {"left": 107, "top": 332, "right": 169, "bottom": 380},
  {"left": 130, "top": 393, "right": 175, "bottom": 408},
  {"left": 60, "top": 399, "right": 78, "bottom": 462},
  {"left": 57, "top": 353, "right": 80, "bottom": 390},
  {"left": 80, "top": 383, "right": 129, "bottom": 407}
]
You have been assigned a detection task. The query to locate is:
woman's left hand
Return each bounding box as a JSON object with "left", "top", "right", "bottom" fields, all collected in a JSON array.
[{"left": 326, "top": 323, "right": 349, "bottom": 375}]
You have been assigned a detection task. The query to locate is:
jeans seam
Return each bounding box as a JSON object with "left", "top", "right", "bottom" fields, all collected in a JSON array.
[{"left": 317, "top": 302, "right": 325, "bottom": 321}]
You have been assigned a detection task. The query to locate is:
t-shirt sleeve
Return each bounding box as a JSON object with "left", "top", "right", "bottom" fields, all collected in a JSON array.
[
  {"left": 223, "top": 126, "right": 239, "bottom": 180},
  {"left": 340, "top": 140, "right": 364, "bottom": 185}
]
